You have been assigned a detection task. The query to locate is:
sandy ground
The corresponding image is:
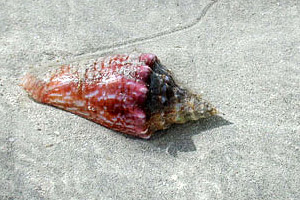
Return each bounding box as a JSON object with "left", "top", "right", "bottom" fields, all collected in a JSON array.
[{"left": 1, "top": 0, "right": 299, "bottom": 199}]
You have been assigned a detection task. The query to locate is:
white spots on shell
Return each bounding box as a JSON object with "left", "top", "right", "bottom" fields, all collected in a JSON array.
[
  {"left": 107, "top": 94, "right": 116, "bottom": 99},
  {"left": 51, "top": 99, "right": 66, "bottom": 104},
  {"left": 124, "top": 124, "right": 134, "bottom": 129},
  {"left": 88, "top": 105, "right": 96, "bottom": 111},
  {"left": 78, "top": 53, "right": 147, "bottom": 83},
  {"left": 74, "top": 100, "right": 85, "bottom": 107},
  {"left": 63, "top": 95, "right": 72, "bottom": 100},
  {"left": 85, "top": 90, "right": 99, "bottom": 98},
  {"left": 139, "top": 87, "right": 148, "bottom": 94},
  {"left": 126, "top": 81, "right": 135, "bottom": 86},
  {"left": 52, "top": 75, "right": 75, "bottom": 84},
  {"left": 118, "top": 66, "right": 135, "bottom": 78},
  {"left": 97, "top": 115, "right": 107, "bottom": 121},
  {"left": 97, "top": 96, "right": 104, "bottom": 101},
  {"left": 137, "top": 112, "right": 146, "bottom": 119},
  {"left": 105, "top": 120, "right": 113, "bottom": 125},
  {"left": 48, "top": 93, "right": 63, "bottom": 97},
  {"left": 97, "top": 114, "right": 114, "bottom": 125},
  {"left": 115, "top": 122, "right": 122, "bottom": 126}
]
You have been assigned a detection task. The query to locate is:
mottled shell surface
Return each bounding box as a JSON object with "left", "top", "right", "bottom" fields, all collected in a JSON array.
[{"left": 22, "top": 53, "right": 217, "bottom": 139}]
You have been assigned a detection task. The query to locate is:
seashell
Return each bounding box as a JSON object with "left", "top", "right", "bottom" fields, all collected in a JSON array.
[{"left": 21, "top": 53, "right": 218, "bottom": 139}]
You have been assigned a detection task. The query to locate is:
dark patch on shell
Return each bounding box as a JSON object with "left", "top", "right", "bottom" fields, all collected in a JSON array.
[{"left": 145, "top": 61, "right": 186, "bottom": 115}]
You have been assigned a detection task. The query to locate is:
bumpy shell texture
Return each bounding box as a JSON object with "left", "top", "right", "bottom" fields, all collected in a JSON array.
[{"left": 21, "top": 53, "right": 217, "bottom": 139}]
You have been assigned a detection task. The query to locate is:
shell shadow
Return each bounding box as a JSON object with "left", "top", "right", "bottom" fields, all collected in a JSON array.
[{"left": 146, "top": 115, "right": 232, "bottom": 156}]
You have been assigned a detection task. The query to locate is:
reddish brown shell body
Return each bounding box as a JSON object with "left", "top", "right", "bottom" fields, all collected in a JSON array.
[{"left": 22, "top": 53, "right": 217, "bottom": 139}]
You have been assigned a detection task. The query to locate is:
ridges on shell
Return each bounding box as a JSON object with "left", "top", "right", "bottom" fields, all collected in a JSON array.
[{"left": 21, "top": 53, "right": 218, "bottom": 139}]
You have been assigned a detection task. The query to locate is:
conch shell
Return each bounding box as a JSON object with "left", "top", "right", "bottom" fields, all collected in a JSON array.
[{"left": 21, "top": 53, "right": 217, "bottom": 139}]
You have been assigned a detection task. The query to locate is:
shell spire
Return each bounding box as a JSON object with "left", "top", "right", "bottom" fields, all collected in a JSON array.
[
  {"left": 142, "top": 54, "right": 218, "bottom": 133},
  {"left": 21, "top": 53, "right": 217, "bottom": 139}
]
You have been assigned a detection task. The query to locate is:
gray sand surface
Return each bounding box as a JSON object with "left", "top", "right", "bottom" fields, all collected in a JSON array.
[{"left": 1, "top": 0, "right": 299, "bottom": 199}]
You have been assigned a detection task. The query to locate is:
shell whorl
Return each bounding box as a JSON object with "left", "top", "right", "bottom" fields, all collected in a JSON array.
[{"left": 146, "top": 59, "right": 218, "bottom": 133}]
